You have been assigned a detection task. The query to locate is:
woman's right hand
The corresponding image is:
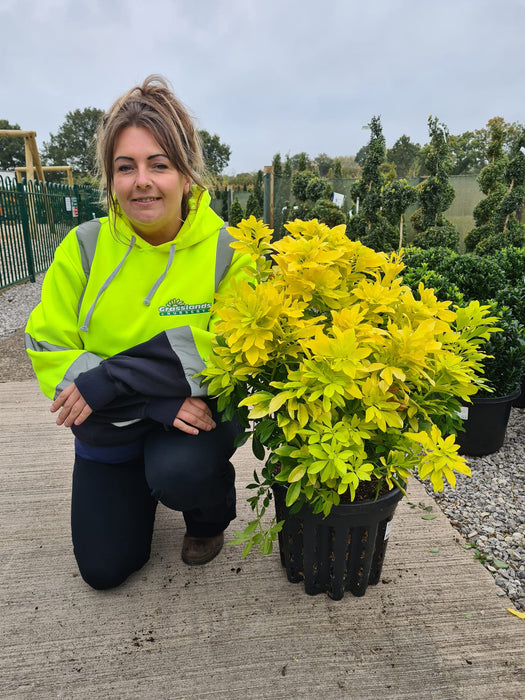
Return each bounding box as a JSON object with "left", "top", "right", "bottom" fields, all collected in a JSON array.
[{"left": 173, "top": 397, "right": 216, "bottom": 435}]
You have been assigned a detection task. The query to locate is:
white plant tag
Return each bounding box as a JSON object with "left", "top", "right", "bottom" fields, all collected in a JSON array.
[
  {"left": 458, "top": 406, "right": 469, "bottom": 420},
  {"left": 384, "top": 520, "right": 392, "bottom": 540}
]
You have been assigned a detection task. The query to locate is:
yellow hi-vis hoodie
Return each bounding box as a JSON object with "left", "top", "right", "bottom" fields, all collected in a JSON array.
[{"left": 25, "top": 188, "right": 251, "bottom": 446}]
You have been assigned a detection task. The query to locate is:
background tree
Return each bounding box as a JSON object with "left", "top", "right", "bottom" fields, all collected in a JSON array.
[
  {"left": 41, "top": 107, "right": 104, "bottom": 180},
  {"left": 245, "top": 191, "right": 262, "bottom": 219},
  {"left": 354, "top": 144, "right": 369, "bottom": 167},
  {"left": 447, "top": 130, "right": 486, "bottom": 174},
  {"left": 296, "top": 152, "right": 308, "bottom": 172},
  {"left": 410, "top": 116, "right": 459, "bottom": 250},
  {"left": 199, "top": 130, "right": 231, "bottom": 178},
  {"left": 465, "top": 118, "right": 525, "bottom": 254},
  {"left": 254, "top": 170, "right": 264, "bottom": 211},
  {"left": 221, "top": 188, "right": 228, "bottom": 220},
  {"left": 0, "top": 120, "right": 24, "bottom": 170},
  {"left": 283, "top": 155, "right": 292, "bottom": 176},
  {"left": 347, "top": 115, "right": 397, "bottom": 251},
  {"left": 245, "top": 171, "right": 263, "bottom": 220},
  {"left": 314, "top": 152, "right": 333, "bottom": 177},
  {"left": 229, "top": 198, "right": 244, "bottom": 227},
  {"left": 382, "top": 179, "right": 417, "bottom": 249},
  {"left": 333, "top": 158, "right": 343, "bottom": 178},
  {"left": 272, "top": 152, "right": 282, "bottom": 177},
  {"left": 386, "top": 135, "right": 421, "bottom": 178}
]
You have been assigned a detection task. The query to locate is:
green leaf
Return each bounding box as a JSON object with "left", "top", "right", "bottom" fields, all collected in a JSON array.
[
  {"left": 285, "top": 481, "right": 301, "bottom": 507},
  {"left": 256, "top": 419, "right": 276, "bottom": 442},
  {"left": 429, "top": 547, "right": 440, "bottom": 553},
  {"left": 234, "top": 430, "right": 252, "bottom": 449},
  {"left": 252, "top": 434, "right": 266, "bottom": 461},
  {"left": 421, "top": 514, "right": 438, "bottom": 520},
  {"left": 492, "top": 557, "right": 509, "bottom": 569}
]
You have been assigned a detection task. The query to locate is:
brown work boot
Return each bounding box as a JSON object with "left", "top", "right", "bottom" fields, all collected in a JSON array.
[{"left": 181, "top": 532, "right": 224, "bottom": 566}]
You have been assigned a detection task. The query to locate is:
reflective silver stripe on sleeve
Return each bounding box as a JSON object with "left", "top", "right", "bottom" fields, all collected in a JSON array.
[
  {"left": 75, "top": 219, "right": 102, "bottom": 316},
  {"left": 25, "top": 331, "right": 103, "bottom": 398},
  {"left": 25, "top": 333, "right": 71, "bottom": 353},
  {"left": 165, "top": 326, "right": 206, "bottom": 396},
  {"left": 55, "top": 352, "right": 103, "bottom": 397},
  {"left": 214, "top": 227, "right": 235, "bottom": 291}
]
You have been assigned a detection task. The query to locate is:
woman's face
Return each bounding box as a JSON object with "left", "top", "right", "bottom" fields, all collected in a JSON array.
[{"left": 112, "top": 125, "right": 190, "bottom": 245}]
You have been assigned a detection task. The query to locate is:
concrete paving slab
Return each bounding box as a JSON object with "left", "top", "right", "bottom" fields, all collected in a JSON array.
[{"left": 1, "top": 380, "right": 524, "bottom": 699}]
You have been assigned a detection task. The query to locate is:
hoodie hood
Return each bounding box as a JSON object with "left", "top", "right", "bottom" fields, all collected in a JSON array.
[{"left": 80, "top": 187, "right": 225, "bottom": 331}]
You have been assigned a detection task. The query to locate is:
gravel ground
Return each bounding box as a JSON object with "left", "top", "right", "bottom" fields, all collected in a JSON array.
[{"left": 1, "top": 276, "right": 524, "bottom": 611}]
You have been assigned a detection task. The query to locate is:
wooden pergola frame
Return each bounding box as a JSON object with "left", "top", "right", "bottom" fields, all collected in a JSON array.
[
  {"left": 15, "top": 165, "right": 73, "bottom": 186},
  {"left": 0, "top": 130, "right": 46, "bottom": 182}
]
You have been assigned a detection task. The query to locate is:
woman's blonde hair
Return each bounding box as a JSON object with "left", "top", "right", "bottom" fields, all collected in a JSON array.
[{"left": 96, "top": 74, "right": 208, "bottom": 221}]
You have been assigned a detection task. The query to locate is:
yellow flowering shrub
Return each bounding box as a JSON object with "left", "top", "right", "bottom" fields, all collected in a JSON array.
[{"left": 200, "top": 217, "right": 499, "bottom": 555}]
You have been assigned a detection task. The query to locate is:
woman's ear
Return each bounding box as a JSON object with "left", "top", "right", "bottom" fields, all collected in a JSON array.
[{"left": 184, "top": 180, "right": 191, "bottom": 194}]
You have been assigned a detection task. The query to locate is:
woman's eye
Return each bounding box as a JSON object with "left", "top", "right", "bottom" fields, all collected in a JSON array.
[
  {"left": 153, "top": 162, "right": 168, "bottom": 170},
  {"left": 117, "top": 164, "right": 132, "bottom": 173}
]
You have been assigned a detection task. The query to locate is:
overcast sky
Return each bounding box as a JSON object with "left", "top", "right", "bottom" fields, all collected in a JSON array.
[{"left": 1, "top": 0, "right": 524, "bottom": 174}]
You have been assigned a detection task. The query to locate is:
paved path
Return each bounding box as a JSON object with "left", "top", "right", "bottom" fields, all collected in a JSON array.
[{"left": 1, "top": 380, "right": 524, "bottom": 699}]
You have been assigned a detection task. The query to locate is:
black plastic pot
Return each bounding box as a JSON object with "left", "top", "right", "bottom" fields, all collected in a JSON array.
[
  {"left": 456, "top": 389, "right": 520, "bottom": 456},
  {"left": 272, "top": 484, "right": 403, "bottom": 600}
]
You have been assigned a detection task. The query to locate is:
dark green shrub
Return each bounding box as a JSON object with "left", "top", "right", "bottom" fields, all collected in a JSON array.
[
  {"left": 492, "top": 246, "right": 525, "bottom": 285},
  {"left": 444, "top": 254, "right": 506, "bottom": 302},
  {"left": 311, "top": 199, "right": 347, "bottom": 227},
  {"left": 474, "top": 220, "right": 525, "bottom": 255},
  {"left": 495, "top": 283, "right": 525, "bottom": 326},
  {"left": 401, "top": 246, "right": 457, "bottom": 274},
  {"left": 411, "top": 222, "right": 460, "bottom": 251},
  {"left": 245, "top": 191, "right": 262, "bottom": 219},
  {"left": 477, "top": 305, "right": 525, "bottom": 397},
  {"left": 305, "top": 177, "right": 331, "bottom": 202},
  {"left": 401, "top": 265, "right": 464, "bottom": 305},
  {"left": 291, "top": 172, "right": 310, "bottom": 202},
  {"left": 229, "top": 199, "right": 244, "bottom": 227}
]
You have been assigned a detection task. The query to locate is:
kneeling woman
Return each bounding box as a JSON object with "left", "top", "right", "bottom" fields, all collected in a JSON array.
[{"left": 25, "top": 75, "right": 250, "bottom": 590}]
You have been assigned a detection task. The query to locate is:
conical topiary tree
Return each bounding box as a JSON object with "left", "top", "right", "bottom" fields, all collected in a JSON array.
[
  {"left": 347, "top": 115, "right": 397, "bottom": 251},
  {"left": 410, "top": 116, "right": 460, "bottom": 251},
  {"left": 382, "top": 179, "right": 417, "bottom": 250},
  {"left": 465, "top": 117, "right": 525, "bottom": 255},
  {"left": 229, "top": 198, "right": 244, "bottom": 227}
]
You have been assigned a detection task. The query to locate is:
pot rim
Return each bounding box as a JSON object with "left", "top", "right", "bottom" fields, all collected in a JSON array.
[{"left": 469, "top": 388, "right": 521, "bottom": 405}]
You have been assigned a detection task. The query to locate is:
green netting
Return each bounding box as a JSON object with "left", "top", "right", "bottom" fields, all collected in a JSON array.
[{"left": 403, "top": 175, "right": 483, "bottom": 245}]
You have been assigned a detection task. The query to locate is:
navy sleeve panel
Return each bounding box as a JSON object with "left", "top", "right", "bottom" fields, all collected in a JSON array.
[
  {"left": 75, "top": 332, "right": 192, "bottom": 411},
  {"left": 70, "top": 395, "right": 186, "bottom": 445}
]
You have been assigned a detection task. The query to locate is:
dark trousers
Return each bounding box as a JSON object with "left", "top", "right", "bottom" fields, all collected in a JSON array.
[{"left": 71, "top": 416, "right": 239, "bottom": 590}]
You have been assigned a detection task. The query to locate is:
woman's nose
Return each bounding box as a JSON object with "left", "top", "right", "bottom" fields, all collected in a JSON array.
[{"left": 135, "top": 166, "right": 151, "bottom": 188}]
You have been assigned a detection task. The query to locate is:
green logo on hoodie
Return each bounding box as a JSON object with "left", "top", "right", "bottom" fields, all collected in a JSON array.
[{"left": 158, "top": 298, "right": 211, "bottom": 316}]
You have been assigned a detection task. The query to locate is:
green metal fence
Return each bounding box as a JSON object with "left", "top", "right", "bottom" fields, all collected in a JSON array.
[{"left": 0, "top": 176, "right": 105, "bottom": 290}]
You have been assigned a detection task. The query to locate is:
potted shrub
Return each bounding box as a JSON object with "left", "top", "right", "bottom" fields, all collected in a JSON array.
[
  {"left": 455, "top": 304, "right": 525, "bottom": 454},
  {"left": 402, "top": 247, "right": 525, "bottom": 451},
  {"left": 200, "top": 217, "right": 499, "bottom": 599}
]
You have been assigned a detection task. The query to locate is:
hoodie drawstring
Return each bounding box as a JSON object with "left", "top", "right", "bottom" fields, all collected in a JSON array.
[
  {"left": 142, "top": 242, "right": 176, "bottom": 306},
  {"left": 80, "top": 236, "right": 136, "bottom": 332}
]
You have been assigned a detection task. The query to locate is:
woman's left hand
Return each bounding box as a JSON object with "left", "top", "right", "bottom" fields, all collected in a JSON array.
[{"left": 51, "top": 383, "right": 93, "bottom": 427}]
